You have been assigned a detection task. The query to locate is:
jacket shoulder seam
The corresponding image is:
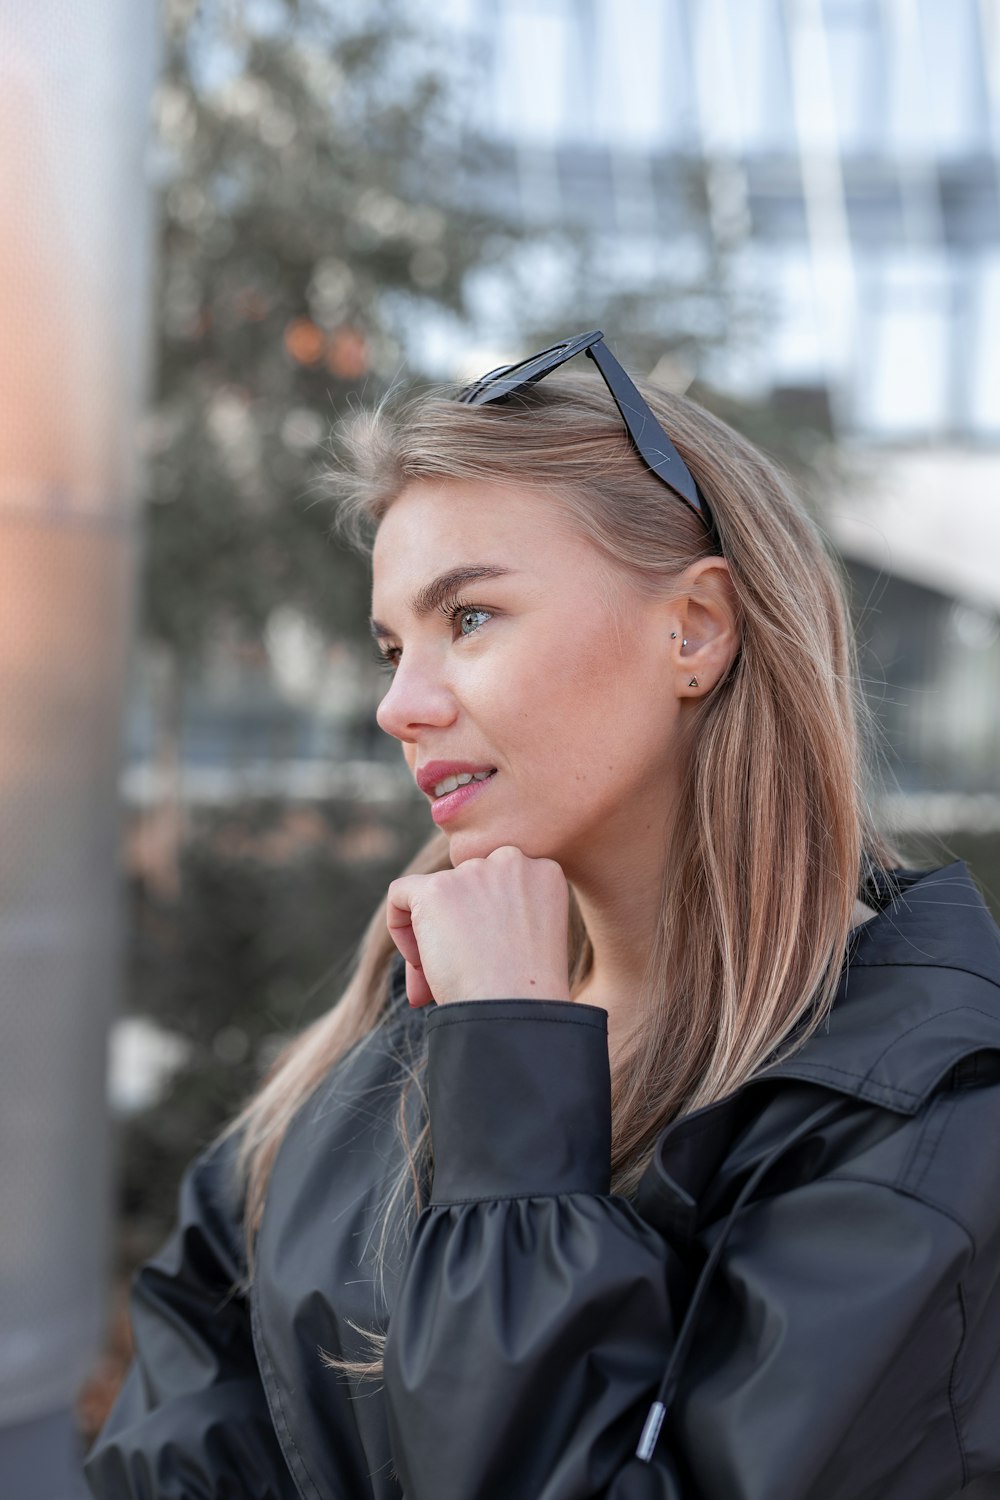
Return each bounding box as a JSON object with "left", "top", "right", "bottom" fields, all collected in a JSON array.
[
  {"left": 781, "top": 1057, "right": 921, "bottom": 1100},
  {"left": 830, "top": 1172, "right": 977, "bottom": 1259},
  {"left": 864, "top": 1006, "right": 1000, "bottom": 1088},
  {"left": 773, "top": 1006, "right": 1000, "bottom": 1104}
]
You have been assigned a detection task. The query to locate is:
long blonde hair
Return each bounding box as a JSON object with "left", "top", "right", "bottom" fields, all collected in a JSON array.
[{"left": 218, "top": 369, "right": 903, "bottom": 1377}]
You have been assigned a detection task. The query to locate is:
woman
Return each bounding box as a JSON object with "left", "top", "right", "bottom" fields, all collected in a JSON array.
[{"left": 84, "top": 333, "right": 1000, "bottom": 1500}]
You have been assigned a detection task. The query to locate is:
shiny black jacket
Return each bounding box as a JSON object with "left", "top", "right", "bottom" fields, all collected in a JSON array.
[{"left": 84, "top": 859, "right": 1000, "bottom": 1499}]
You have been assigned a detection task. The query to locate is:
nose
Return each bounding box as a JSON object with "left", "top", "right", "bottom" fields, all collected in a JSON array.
[{"left": 374, "top": 655, "right": 456, "bottom": 743}]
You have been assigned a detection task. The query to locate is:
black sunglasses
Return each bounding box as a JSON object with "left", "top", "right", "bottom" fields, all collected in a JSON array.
[{"left": 457, "top": 330, "right": 720, "bottom": 550}]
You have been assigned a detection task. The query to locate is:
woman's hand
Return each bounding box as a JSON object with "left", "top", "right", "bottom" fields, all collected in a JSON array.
[{"left": 386, "top": 845, "right": 572, "bottom": 1008}]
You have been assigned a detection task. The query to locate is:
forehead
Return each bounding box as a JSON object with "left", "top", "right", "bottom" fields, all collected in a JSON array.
[
  {"left": 371, "top": 479, "right": 580, "bottom": 584},
  {"left": 369, "top": 480, "right": 636, "bottom": 641}
]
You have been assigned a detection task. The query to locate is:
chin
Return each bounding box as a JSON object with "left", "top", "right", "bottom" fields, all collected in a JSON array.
[
  {"left": 446, "top": 832, "right": 499, "bottom": 864},
  {"left": 452, "top": 829, "right": 559, "bottom": 865}
]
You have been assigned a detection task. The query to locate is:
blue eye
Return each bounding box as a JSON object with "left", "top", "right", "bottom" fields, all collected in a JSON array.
[
  {"left": 448, "top": 599, "right": 492, "bottom": 637},
  {"left": 373, "top": 597, "right": 492, "bottom": 674}
]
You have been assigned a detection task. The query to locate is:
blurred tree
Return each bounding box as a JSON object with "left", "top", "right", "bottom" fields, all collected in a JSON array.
[{"left": 143, "top": 0, "right": 521, "bottom": 662}]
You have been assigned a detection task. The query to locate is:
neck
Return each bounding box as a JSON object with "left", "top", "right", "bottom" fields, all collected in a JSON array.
[
  {"left": 561, "top": 797, "right": 676, "bottom": 1065},
  {"left": 567, "top": 865, "right": 666, "bottom": 1064}
]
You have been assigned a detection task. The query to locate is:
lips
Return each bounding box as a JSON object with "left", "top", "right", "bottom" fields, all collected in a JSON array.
[
  {"left": 415, "top": 760, "right": 498, "bottom": 798},
  {"left": 428, "top": 769, "right": 497, "bottom": 826}
]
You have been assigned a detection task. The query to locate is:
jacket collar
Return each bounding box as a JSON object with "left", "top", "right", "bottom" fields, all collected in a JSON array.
[
  {"left": 757, "top": 858, "right": 1000, "bottom": 1114},
  {"left": 634, "top": 859, "right": 1000, "bottom": 1239}
]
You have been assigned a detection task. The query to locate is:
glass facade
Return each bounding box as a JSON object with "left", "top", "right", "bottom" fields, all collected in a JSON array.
[{"left": 440, "top": 0, "right": 1000, "bottom": 441}]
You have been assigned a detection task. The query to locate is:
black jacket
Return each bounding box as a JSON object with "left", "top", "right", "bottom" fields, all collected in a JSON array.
[{"left": 84, "top": 859, "right": 1000, "bottom": 1499}]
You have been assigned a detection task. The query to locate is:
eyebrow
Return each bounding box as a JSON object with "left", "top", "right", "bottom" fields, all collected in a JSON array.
[{"left": 369, "top": 564, "right": 517, "bottom": 641}]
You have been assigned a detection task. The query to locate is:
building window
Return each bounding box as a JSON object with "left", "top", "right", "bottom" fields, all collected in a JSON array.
[{"left": 856, "top": 252, "right": 953, "bottom": 436}]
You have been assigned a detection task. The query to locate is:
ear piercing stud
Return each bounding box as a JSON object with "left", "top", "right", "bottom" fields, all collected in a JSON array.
[{"left": 674, "top": 630, "right": 698, "bottom": 684}]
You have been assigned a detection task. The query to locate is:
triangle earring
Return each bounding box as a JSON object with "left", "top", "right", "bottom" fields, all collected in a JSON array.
[{"left": 688, "top": 676, "right": 698, "bottom": 688}]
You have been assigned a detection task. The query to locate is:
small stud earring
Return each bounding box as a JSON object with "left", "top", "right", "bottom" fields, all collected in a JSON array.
[
  {"left": 688, "top": 676, "right": 699, "bottom": 688},
  {"left": 682, "top": 638, "right": 688, "bottom": 647},
  {"left": 670, "top": 632, "right": 677, "bottom": 639}
]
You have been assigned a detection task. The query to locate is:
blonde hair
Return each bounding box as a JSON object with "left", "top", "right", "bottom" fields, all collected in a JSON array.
[{"left": 218, "top": 369, "right": 903, "bottom": 1378}]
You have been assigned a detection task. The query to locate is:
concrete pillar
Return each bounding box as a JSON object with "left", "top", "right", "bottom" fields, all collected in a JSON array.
[{"left": 0, "top": 2, "right": 160, "bottom": 1492}]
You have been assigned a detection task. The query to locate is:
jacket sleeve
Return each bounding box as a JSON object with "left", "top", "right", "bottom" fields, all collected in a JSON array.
[
  {"left": 382, "top": 999, "right": 975, "bottom": 1500},
  {"left": 82, "top": 1128, "right": 299, "bottom": 1500}
]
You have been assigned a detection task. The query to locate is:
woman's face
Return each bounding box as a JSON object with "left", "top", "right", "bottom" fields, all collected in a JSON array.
[{"left": 370, "top": 478, "right": 691, "bottom": 873}]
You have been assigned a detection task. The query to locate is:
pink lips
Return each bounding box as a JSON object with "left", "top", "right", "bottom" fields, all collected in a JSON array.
[
  {"left": 415, "top": 760, "right": 497, "bottom": 797},
  {"left": 428, "top": 770, "right": 497, "bottom": 825},
  {"left": 413, "top": 760, "right": 500, "bottom": 826}
]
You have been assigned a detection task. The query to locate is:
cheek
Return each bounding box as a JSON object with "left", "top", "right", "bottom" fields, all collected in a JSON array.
[{"left": 496, "top": 622, "right": 634, "bottom": 761}]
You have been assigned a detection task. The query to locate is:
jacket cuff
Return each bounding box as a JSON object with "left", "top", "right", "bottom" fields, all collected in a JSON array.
[{"left": 423, "top": 999, "right": 612, "bottom": 1204}]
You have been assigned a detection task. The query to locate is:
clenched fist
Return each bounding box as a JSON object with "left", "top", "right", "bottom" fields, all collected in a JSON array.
[{"left": 386, "top": 844, "right": 573, "bottom": 1008}]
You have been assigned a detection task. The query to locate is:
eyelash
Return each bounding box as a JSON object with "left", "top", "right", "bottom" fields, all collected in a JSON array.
[{"left": 373, "top": 597, "right": 492, "bottom": 673}]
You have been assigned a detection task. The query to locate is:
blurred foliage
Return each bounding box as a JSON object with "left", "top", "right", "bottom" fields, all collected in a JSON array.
[{"left": 143, "top": 0, "right": 526, "bottom": 661}]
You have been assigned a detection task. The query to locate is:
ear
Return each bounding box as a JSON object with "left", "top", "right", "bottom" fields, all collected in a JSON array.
[{"left": 666, "top": 558, "right": 740, "bottom": 698}]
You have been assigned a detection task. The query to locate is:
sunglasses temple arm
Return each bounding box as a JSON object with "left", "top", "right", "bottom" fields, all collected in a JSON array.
[{"left": 586, "top": 341, "right": 709, "bottom": 522}]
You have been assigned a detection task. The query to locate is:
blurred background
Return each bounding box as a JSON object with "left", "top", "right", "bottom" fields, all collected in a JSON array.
[{"left": 1, "top": 0, "right": 999, "bottom": 1492}]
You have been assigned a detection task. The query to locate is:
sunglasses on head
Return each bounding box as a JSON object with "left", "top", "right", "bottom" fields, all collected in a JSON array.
[{"left": 456, "top": 329, "right": 720, "bottom": 552}]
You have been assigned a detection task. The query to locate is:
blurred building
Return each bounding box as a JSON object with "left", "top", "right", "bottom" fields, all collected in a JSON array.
[
  {"left": 437, "top": 0, "right": 1000, "bottom": 435},
  {"left": 416, "top": 0, "right": 1000, "bottom": 808}
]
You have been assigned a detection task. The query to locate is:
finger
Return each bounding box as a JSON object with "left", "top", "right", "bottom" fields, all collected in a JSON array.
[
  {"left": 405, "top": 959, "right": 435, "bottom": 1008},
  {"left": 386, "top": 889, "right": 423, "bottom": 971}
]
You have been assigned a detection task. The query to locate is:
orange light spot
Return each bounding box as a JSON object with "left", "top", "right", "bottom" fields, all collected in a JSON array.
[{"left": 283, "top": 317, "right": 325, "bottom": 365}]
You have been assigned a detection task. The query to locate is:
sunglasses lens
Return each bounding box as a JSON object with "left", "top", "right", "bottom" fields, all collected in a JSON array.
[
  {"left": 457, "top": 362, "right": 514, "bottom": 401},
  {"left": 459, "top": 339, "right": 579, "bottom": 404}
]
